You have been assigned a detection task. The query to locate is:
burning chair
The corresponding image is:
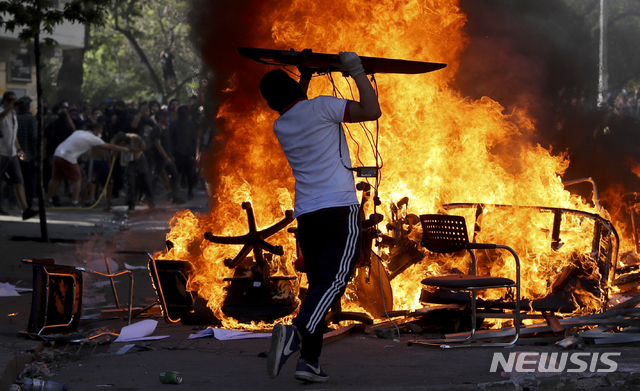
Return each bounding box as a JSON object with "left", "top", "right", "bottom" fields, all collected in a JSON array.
[
  {"left": 412, "top": 214, "right": 521, "bottom": 348},
  {"left": 204, "top": 202, "right": 298, "bottom": 323},
  {"left": 413, "top": 203, "right": 618, "bottom": 346}
]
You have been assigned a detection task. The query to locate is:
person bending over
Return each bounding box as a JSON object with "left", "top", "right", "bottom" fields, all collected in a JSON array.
[
  {"left": 262, "top": 52, "right": 381, "bottom": 383},
  {"left": 47, "top": 123, "right": 129, "bottom": 206}
]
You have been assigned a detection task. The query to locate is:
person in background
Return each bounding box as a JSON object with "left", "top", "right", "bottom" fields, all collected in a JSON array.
[
  {"left": 44, "top": 103, "right": 77, "bottom": 204},
  {"left": 150, "top": 110, "right": 183, "bottom": 204},
  {"left": 113, "top": 132, "right": 155, "bottom": 212},
  {"left": 0, "top": 91, "right": 38, "bottom": 219},
  {"left": 109, "top": 100, "right": 133, "bottom": 198},
  {"left": 68, "top": 108, "right": 83, "bottom": 130},
  {"left": 160, "top": 48, "right": 177, "bottom": 90},
  {"left": 149, "top": 100, "right": 161, "bottom": 122},
  {"left": 168, "top": 98, "right": 179, "bottom": 120},
  {"left": 16, "top": 96, "right": 38, "bottom": 209},
  {"left": 131, "top": 102, "right": 155, "bottom": 140},
  {"left": 80, "top": 122, "right": 114, "bottom": 211},
  {"left": 80, "top": 104, "right": 95, "bottom": 128},
  {"left": 170, "top": 105, "right": 198, "bottom": 200},
  {"left": 262, "top": 52, "right": 381, "bottom": 383},
  {"left": 47, "top": 122, "right": 129, "bottom": 206},
  {"left": 42, "top": 101, "right": 55, "bottom": 128}
]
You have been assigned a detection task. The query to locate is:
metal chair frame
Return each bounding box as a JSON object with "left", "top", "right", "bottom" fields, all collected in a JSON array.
[
  {"left": 413, "top": 214, "right": 521, "bottom": 349},
  {"left": 23, "top": 259, "right": 134, "bottom": 335}
]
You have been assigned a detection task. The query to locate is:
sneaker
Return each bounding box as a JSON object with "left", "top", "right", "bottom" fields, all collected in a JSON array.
[
  {"left": 267, "top": 324, "right": 300, "bottom": 379},
  {"left": 294, "top": 357, "right": 328, "bottom": 383},
  {"left": 22, "top": 208, "right": 38, "bottom": 220},
  {"left": 52, "top": 196, "right": 61, "bottom": 207}
]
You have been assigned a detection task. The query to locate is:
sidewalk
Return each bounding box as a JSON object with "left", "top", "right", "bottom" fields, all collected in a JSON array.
[{"left": 1, "top": 191, "right": 640, "bottom": 390}]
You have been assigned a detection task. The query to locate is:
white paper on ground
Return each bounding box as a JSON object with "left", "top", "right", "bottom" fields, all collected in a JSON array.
[
  {"left": 188, "top": 327, "right": 272, "bottom": 340},
  {"left": 115, "top": 319, "right": 169, "bottom": 342},
  {"left": 0, "top": 282, "right": 20, "bottom": 297},
  {"left": 116, "top": 344, "right": 136, "bottom": 354}
]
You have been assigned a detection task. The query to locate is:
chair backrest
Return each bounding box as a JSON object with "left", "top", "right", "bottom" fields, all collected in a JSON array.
[
  {"left": 420, "top": 214, "right": 470, "bottom": 254},
  {"left": 148, "top": 259, "right": 194, "bottom": 323},
  {"left": 28, "top": 265, "right": 83, "bottom": 334}
]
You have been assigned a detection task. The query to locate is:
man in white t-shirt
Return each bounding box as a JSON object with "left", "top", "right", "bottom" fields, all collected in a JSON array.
[
  {"left": 47, "top": 123, "right": 129, "bottom": 206},
  {"left": 262, "top": 52, "right": 381, "bottom": 383}
]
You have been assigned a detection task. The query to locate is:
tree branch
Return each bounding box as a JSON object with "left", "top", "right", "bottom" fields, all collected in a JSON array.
[
  {"left": 166, "top": 72, "right": 201, "bottom": 98},
  {"left": 113, "top": 23, "right": 165, "bottom": 97}
]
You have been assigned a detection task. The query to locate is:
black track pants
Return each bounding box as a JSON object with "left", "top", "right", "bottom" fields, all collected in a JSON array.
[{"left": 293, "top": 204, "right": 361, "bottom": 363}]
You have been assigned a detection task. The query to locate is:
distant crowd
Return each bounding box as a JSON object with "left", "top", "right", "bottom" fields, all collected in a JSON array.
[
  {"left": 605, "top": 89, "right": 640, "bottom": 118},
  {"left": 0, "top": 92, "right": 213, "bottom": 217},
  {"left": 555, "top": 87, "right": 640, "bottom": 118}
]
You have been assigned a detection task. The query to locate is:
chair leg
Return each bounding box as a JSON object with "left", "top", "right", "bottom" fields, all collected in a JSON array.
[{"left": 411, "top": 288, "right": 521, "bottom": 349}]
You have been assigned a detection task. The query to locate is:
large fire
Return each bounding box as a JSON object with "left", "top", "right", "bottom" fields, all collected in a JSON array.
[{"left": 156, "top": 0, "right": 632, "bottom": 329}]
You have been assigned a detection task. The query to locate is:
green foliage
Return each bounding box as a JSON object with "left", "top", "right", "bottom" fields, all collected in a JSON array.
[
  {"left": 560, "top": 0, "right": 640, "bottom": 91},
  {"left": 0, "top": 0, "right": 110, "bottom": 42},
  {"left": 82, "top": 0, "right": 202, "bottom": 105}
]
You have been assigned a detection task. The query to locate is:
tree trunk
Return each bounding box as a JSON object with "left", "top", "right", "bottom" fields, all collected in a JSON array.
[
  {"left": 56, "top": 25, "right": 90, "bottom": 103},
  {"left": 114, "top": 25, "right": 165, "bottom": 101},
  {"left": 35, "top": 28, "right": 49, "bottom": 241},
  {"left": 56, "top": 48, "right": 85, "bottom": 103}
]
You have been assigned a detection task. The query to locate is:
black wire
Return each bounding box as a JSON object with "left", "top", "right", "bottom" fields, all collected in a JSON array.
[
  {"left": 344, "top": 75, "right": 378, "bottom": 169},
  {"left": 329, "top": 73, "right": 365, "bottom": 168},
  {"left": 328, "top": 72, "right": 384, "bottom": 208}
]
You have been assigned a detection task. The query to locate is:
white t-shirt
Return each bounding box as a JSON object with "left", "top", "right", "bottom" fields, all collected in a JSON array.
[
  {"left": 54, "top": 130, "right": 105, "bottom": 164},
  {"left": 273, "top": 95, "right": 358, "bottom": 217}
]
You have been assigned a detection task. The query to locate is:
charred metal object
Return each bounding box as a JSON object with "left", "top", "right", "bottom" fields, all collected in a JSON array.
[
  {"left": 418, "top": 203, "right": 619, "bottom": 314},
  {"left": 204, "top": 202, "right": 297, "bottom": 322},
  {"left": 414, "top": 214, "right": 522, "bottom": 348},
  {"left": 23, "top": 258, "right": 134, "bottom": 335},
  {"left": 204, "top": 202, "right": 293, "bottom": 284},
  {"left": 378, "top": 196, "right": 424, "bottom": 280}
]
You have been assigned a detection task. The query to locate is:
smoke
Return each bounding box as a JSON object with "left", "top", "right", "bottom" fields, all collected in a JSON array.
[
  {"left": 186, "top": 0, "right": 293, "bottom": 209},
  {"left": 455, "top": 0, "right": 640, "bottom": 204},
  {"left": 187, "top": 0, "right": 640, "bottom": 211}
]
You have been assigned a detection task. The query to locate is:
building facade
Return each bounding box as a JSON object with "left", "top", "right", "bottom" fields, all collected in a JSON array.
[{"left": 0, "top": 0, "right": 85, "bottom": 102}]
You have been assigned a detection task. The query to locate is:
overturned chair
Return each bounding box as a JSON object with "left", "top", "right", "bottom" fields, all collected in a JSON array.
[
  {"left": 412, "top": 214, "right": 521, "bottom": 348},
  {"left": 23, "top": 258, "right": 133, "bottom": 335}
]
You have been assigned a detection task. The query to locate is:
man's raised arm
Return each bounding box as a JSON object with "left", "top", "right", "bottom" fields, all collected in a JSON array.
[{"left": 340, "top": 52, "right": 382, "bottom": 123}]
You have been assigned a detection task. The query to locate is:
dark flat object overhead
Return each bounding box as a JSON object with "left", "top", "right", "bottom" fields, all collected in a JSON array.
[{"left": 238, "top": 47, "right": 447, "bottom": 75}]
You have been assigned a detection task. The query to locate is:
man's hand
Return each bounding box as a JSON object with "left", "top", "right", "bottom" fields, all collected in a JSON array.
[
  {"left": 339, "top": 52, "right": 365, "bottom": 77},
  {"left": 297, "top": 66, "right": 314, "bottom": 81}
]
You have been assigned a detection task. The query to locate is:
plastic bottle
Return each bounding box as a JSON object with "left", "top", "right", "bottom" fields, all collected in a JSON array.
[{"left": 21, "top": 379, "right": 67, "bottom": 391}]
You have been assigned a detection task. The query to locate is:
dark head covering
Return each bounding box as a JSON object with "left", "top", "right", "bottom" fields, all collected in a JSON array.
[
  {"left": 177, "top": 104, "right": 189, "bottom": 120},
  {"left": 259, "top": 70, "right": 306, "bottom": 113}
]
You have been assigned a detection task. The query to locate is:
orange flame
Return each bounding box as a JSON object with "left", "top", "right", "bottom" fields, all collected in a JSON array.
[{"left": 159, "top": 0, "right": 632, "bottom": 328}]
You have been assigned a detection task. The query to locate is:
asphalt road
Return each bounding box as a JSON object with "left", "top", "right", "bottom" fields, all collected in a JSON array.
[{"left": 1, "top": 190, "right": 640, "bottom": 391}]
